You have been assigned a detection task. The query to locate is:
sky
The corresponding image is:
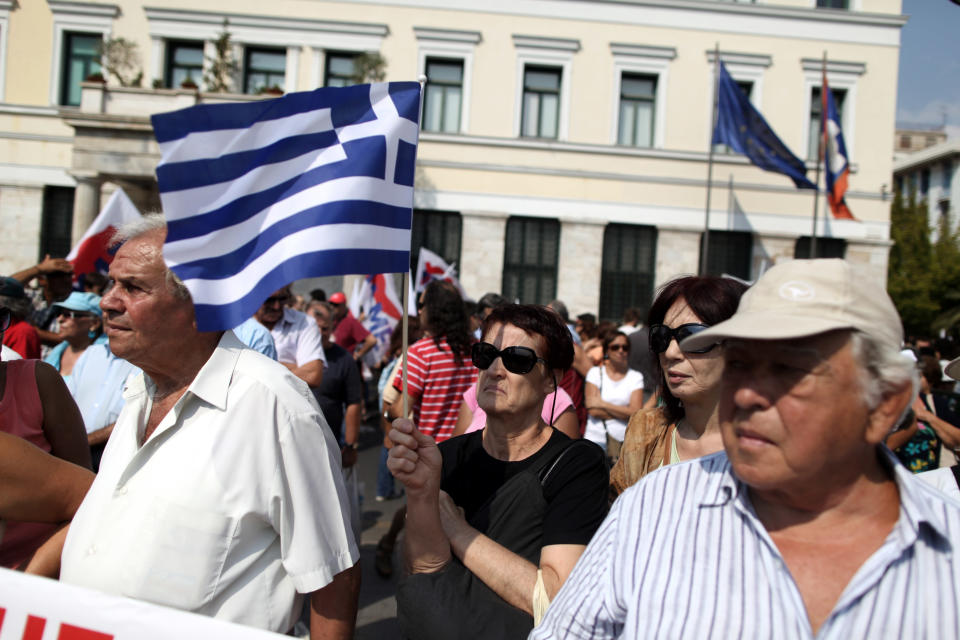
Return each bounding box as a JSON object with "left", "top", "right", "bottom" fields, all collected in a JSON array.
[{"left": 896, "top": 0, "right": 960, "bottom": 139}]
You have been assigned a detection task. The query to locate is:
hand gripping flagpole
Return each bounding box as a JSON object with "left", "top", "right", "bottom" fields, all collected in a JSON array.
[
  {"left": 701, "top": 43, "right": 721, "bottom": 276},
  {"left": 401, "top": 75, "right": 428, "bottom": 420},
  {"left": 810, "top": 51, "right": 827, "bottom": 258}
]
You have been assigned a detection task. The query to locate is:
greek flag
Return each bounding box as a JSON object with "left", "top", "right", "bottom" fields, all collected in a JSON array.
[{"left": 150, "top": 82, "right": 421, "bottom": 331}]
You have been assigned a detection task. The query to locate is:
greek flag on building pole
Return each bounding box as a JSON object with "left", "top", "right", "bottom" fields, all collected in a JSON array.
[{"left": 150, "top": 82, "right": 422, "bottom": 331}]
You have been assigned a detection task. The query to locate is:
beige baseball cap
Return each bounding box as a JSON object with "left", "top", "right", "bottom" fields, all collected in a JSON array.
[
  {"left": 945, "top": 357, "right": 960, "bottom": 381},
  {"left": 681, "top": 258, "right": 903, "bottom": 352}
]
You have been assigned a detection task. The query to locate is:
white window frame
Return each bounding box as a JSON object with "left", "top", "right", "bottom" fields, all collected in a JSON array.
[
  {"left": 609, "top": 44, "right": 675, "bottom": 148},
  {"left": 0, "top": 1, "right": 12, "bottom": 102},
  {"left": 513, "top": 35, "right": 579, "bottom": 141},
  {"left": 48, "top": 1, "right": 118, "bottom": 106},
  {"left": 415, "top": 27, "right": 480, "bottom": 134},
  {"left": 801, "top": 58, "right": 864, "bottom": 163},
  {"left": 145, "top": 9, "right": 386, "bottom": 93}
]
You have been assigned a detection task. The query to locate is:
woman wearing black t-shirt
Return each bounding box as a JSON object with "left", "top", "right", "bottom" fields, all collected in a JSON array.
[{"left": 388, "top": 304, "right": 609, "bottom": 640}]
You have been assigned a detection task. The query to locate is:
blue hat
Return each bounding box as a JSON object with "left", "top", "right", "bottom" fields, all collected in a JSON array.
[
  {"left": 53, "top": 291, "right": 102, "bottom": 317},
  {"left": 0, "top": 276, "right": 26, "bottom": 299}
]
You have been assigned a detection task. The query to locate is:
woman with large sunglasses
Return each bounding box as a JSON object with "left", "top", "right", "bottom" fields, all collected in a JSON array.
[
  {"left": 388, "top": 304, "right": 608, "bottom": 640},
  {"left": 583, "top": 330, "right": 645, "bottom": 459},
  {"left": 610, "top": 275, "right": 747, "bottom": 498}
]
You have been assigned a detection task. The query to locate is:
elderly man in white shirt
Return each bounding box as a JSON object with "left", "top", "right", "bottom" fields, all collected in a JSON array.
[
  {"left": 534, "top": 259, "right": 960, "bottom": 640},
  {"left": 255, "top": 285, "right": 325, "bottom": 388},
  {"left": 53, "top": 215, "right": 360, "bottom": 638}
]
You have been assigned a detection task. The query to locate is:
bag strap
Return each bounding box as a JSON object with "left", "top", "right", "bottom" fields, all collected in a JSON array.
[{"left": 539, "top": 438, "right": 597, "bottom": 487}]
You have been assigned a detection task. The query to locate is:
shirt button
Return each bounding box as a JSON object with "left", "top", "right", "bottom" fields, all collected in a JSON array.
[
  {"left": 116, "top": 486, "right": 128, "bottom": 496},
  {"left": 87, "top": 545, "right": 97, "bottom": 556}
]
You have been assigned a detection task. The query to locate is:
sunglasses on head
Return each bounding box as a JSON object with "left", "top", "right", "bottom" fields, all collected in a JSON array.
[
  {"left": 649, "top": 323, "right": 716, "bottom": 354},
  {"left": 472, "top": 342, "right": 546, "bottom": 375}
]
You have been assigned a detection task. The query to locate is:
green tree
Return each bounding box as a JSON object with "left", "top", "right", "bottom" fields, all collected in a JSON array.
[
  {"left": 931, "top": 208, "right": 960, "bottom": 334},
  {"left": 888, "top": 189, "right": 938, "bottom": 336},
  {"left": 350, "top": 52, "right": 387, "bottom": 84},
  {"left": 204, "top": 19, "right": 238, "bottom": 92},
  {"left": 98, "top": 37, "right": 143, "bottom": 87}
]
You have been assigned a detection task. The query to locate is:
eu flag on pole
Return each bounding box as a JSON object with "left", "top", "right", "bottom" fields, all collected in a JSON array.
[
  {"left": 822, "top": 76, "right": 854, "bottom": 220},
  {"left": 151, "top": 82, "right": 421, "bottom": 331},
  {"left": 713, "top": 62, "right": 816, "bottom": 190}
]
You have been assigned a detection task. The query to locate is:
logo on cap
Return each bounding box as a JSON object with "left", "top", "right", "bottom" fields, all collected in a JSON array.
[{"left": 779, "top": 281, "right": 815, "bottom": 302}]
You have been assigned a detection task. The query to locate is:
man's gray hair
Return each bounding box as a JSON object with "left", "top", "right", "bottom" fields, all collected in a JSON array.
[
  {"left": 0, "top": 294, "right": 32, "bottom": 320},
  {"left": 111, "top": 213, "right": 191, "bottom": 301},
  {"left": 850, "top": 330, "right": 918, "bottom": 421},
  {"left": 547, "top": 300, "right": 569, "bottom": 322}
]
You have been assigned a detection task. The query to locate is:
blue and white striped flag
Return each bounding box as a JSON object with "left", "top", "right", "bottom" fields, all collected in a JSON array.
[{"left": 151, "top": 81, "right": 421, "bottom": 331}]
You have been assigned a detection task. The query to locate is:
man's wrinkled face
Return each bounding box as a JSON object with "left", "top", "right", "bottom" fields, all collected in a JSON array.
[
  {"left": 100, "top": 230, "right": 196, "bottom": 371},
  {"left": 719, "top": 331, "right": 876, "bottom": 494},
  {"left": 255, "top": 288, "right": 289, "bottom": 329}
]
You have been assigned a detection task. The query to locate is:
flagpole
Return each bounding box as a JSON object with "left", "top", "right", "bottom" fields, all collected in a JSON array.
[
  {"left": 810, "top": 50, "right": 827, "bottom": 259},
  {"left": 401, "top": 75, "right": 428, "bottom": 419},
  {"left": 701, "top": 43, "right": 721, "bottom": 276}
]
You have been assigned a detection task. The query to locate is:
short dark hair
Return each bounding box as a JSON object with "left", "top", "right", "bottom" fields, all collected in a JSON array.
[
  {"left": 920, "top": 355, "right": 942, "bottom": 388},
  {"left": 647, "top": 275, "right": 748, "bottom": 423},
  {"left": 309, "top": 288, "right": 326, "bottom": 302},
  {"left": 622, "top": 307, "right": 642, "bottom": 325},
  {"left": 481, "top": 304, "right": 574, "bottom": 371},
  {"left": 602, "top": 330, "right": 629, "bottom": 355}
]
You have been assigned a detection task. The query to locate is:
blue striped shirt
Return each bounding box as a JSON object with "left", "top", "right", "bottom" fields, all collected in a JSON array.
[{"left": 531, "top": 449, "right": 960, "bottom": 639}]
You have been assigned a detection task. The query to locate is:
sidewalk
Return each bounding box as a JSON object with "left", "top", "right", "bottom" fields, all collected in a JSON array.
[{"left": 354, "top": 423, "right": 404, "bottom": 639}]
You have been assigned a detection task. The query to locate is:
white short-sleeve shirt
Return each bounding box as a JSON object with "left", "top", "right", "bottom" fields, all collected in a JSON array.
[
  {"left": 61, "top": 332, "right": 358, "bottom": 634},
  {"left": 270, "top": 308, "right": 326, "bottom": 368},
  {"left": 584, "top": 366, "right": 644, "bottom": 444}
]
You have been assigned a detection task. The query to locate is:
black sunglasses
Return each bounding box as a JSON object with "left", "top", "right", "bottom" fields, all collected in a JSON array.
[
  {"left": 57, "top": 310, "right": 93, "bottom": 320},
  {"left": 472, "top": 342, "right": 546, "bottom": 375},
  {"left": 0, "top": 308, "right": 10, "bottom": 332},
  {"left": 649, "top": 323, "right": 716, "bottom": 354}
]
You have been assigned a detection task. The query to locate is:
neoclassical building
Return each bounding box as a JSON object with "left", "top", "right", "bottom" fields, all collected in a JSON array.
[{"left": 0, "top": 0, "right": 905, "bottom": 319}]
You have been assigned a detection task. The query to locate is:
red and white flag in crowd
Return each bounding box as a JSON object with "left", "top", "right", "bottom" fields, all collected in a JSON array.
[
  {"left": 66, "top": 188, "right": 141, "bottom": 281},
  {"left": 351, "top": 273, "right": 406, "bottom": 365},
  {"left": 414, "top": 247, "right": 466, "bottom": 297}
]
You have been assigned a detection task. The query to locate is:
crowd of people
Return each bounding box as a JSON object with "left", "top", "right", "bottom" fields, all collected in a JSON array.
[{"left": 3, "top": 223, "right": 960, "bottom": 638}]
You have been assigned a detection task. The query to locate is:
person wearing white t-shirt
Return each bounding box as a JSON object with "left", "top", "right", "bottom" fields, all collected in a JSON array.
[
  {"left": 584, "top": 331, "right": 644, "bottom": 457},
  {"left": 254, "top": 286, "right": 326, "bottom": 388}
]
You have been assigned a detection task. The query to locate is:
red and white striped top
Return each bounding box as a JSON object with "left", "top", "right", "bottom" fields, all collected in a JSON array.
[{"left": 393, "top": 336, "right": 477, "bottom": 442}]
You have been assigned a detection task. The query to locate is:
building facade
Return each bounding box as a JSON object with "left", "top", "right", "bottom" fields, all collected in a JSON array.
[
  {"left": 1, "top": 0, "right": 905, "bottom": 320},
  {"left": 894, "top": 139, "right": 960, "bottom": 237}
]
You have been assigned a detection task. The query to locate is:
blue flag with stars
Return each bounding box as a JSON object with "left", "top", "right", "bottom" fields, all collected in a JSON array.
[{"left": 712, "top": 62, "right": 816, "bottom": 190}]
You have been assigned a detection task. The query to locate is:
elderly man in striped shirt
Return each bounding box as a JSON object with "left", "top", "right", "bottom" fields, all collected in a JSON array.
[{"left": 534, "top": 259, "right": 960, "bottom": 639}]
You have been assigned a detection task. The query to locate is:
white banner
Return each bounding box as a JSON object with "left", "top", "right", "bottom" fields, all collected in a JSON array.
[{"left": 0, "top": 569, "right": 285, "bottom": 640}]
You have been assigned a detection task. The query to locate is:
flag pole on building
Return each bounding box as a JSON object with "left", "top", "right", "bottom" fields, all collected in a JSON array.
[
  {"left": 400, "top": 74, "right": 428, "bottom": 419},
  {"left": 702, "top": 42, "right": 721, "bottom": 275},
  {"left": 810, "top": 51, "right": 827, "bottom": 258}
]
